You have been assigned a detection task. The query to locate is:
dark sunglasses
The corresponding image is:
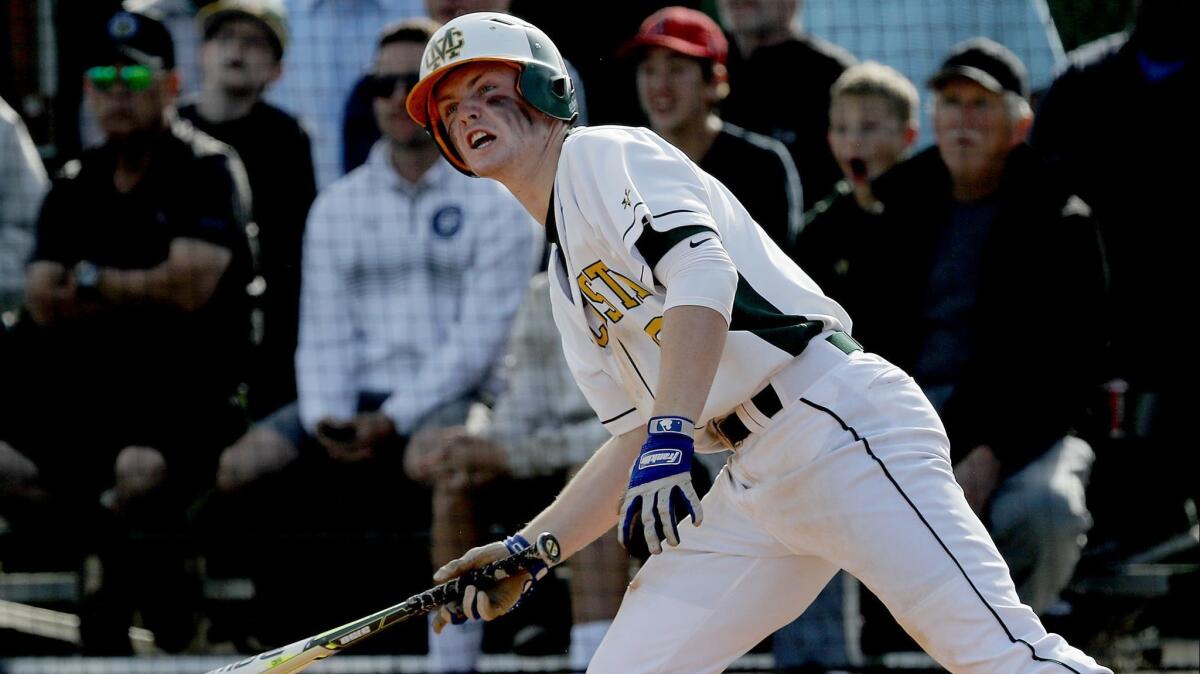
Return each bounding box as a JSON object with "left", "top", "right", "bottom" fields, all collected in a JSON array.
[
  {"left": 86, "top": 65, "right": 156, "bottom": 92},
  {"left": 367, "top": 72, "right": 421, "bottom": 99}
]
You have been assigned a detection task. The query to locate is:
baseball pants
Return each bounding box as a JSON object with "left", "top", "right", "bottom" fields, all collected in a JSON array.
[{"left": 588, "top": 344, "right": 1109, "bottom": 674}]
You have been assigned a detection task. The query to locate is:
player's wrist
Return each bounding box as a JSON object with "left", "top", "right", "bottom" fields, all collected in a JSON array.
[
  {"left": 640, "top": 416, "right": 695, "bottom": 456},
  {"left": 503, "top": 533, "right": 549, "bottom": 582},
  {"left": 645, "top": 415, "right": 694, "bottom": 440}
]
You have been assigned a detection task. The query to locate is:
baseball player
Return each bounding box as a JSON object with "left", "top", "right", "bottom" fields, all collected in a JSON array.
[{"left": 405, "top": 12, "right": 1110, "bottom": 674}]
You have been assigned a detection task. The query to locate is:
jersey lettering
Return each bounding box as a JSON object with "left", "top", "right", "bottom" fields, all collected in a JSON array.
[
  {"left": 643, "top": 316, "right": 663, "bottom": 345},
  {"left": 582, "top": 260, "right": 649, "bottom": 309},
  {"left": 576, "top": 260, "right": 658, "bottom": 350},
  {"left": 577, "top": 272, "right": 624, "bottom": 322}
]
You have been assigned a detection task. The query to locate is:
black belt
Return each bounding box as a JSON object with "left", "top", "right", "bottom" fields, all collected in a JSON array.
[{"left": 712, "top": 331, "right": 863, "bottom": 448}]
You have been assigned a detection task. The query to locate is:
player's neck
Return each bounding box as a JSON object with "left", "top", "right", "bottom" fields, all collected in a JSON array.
[
  {"left": 495, "top": 127, "right": 567, "bottom": 227},
  {"left": 659, "top": 114, "right": 721, "bottom": 164}
]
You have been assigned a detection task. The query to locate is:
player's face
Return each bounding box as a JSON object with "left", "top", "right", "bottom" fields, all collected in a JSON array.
[
  {"left": 636, "top": 48, "right": 717, "bottom": 135},
  {"left": 200, "top": 17, "right": 281, "bottom": 96},
  {"left": 373, "top": 42, "right": 428, "bottom": 148},
  {"left": 828, "top": 94, "right": 914, "bottom": 187},
  {"left": 85, "top": 62, "right": 177, "bottom": 140},
  {"left": 433, "top": 62, "right": 547, "bottom": 178},
  {"left": 933, "top": 79, "right": 1022, "bottom": 187}
]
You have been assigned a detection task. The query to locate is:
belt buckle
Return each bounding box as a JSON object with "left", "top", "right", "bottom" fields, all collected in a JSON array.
[{"left": 710, "top": 415, "right": 743, "bottom": 451}]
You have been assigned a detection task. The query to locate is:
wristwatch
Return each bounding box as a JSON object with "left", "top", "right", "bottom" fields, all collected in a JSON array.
[{"left": 73, "top": 260, "right": 101, "bottom": 296}]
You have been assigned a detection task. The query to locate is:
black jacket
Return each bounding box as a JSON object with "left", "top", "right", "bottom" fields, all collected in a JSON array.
[
  {"left": 853, "top": 144, "right": 1108, "bottom": 474},
  {"left": 1030, "top": 32, "right": 1195, "bottom": 391}
]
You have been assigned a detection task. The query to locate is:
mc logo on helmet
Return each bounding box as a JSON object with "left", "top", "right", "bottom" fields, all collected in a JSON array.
[{"left": 425, "top": 28, "right": 465, "bottom": 70}]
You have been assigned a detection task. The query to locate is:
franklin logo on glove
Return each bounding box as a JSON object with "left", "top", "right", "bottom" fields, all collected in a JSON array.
[{"left": 638, "top": 449, "right": 682, "bottom": 469}]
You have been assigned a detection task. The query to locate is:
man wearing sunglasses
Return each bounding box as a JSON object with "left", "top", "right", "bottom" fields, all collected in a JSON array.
[
  {"left": 16, "top": 10, "right": 254, "bottom": 654},
  {"left": 179, "top": 0, "right": 317, "bottom": 420}
]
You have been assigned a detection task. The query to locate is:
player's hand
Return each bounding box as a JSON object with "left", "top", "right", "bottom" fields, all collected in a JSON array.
[
  {"left": 618, "top": 416, "right": 704, "bottom": 555},
  {"left": 431, "top": 536, "right": 544, "bottom": 633}
]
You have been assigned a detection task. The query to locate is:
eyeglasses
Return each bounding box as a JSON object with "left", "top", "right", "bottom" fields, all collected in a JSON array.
[
  {"left": 86, "top": 65, "right": 156, "bottom": 92},
  {"left": 367, "top": 72, "right": 421, "bottom": 99}
]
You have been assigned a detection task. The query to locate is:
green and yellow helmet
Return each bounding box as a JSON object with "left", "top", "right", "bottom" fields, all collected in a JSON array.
[{"left": 405, "top": 12, "right": 577, "bottom": 174}]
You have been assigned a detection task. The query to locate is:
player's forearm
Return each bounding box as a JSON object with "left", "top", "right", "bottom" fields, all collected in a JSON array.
[
  {"left": 651, "top": 304, "right": 728, "bottom": 422},
  {"left": 519, "top": 429, "right": 642, "bottom": 560}
]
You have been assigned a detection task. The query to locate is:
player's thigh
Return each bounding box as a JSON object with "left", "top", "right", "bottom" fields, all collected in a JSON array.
[
  {"left": 588, "top": 471, "right": 836, "bottom": 674},
  {"left": 793, "top": 372, "right": 1107, "bottom": 673}
]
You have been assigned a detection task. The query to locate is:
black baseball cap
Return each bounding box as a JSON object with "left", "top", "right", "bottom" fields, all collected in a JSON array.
[
  {"left": 928, "top": 37, "right": 1028, "bottom": 100},
  {"left": 87, "top": 11, "right": 176, "bottom": 70}
]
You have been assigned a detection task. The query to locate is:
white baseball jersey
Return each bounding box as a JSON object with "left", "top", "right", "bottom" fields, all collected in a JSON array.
[{"left": 545, "top": 125, "right": 850, "bottom": 437}]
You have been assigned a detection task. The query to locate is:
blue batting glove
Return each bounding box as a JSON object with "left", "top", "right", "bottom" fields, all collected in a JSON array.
[{"left": 618, "top": 416, "right": 704, "bottom": 555}]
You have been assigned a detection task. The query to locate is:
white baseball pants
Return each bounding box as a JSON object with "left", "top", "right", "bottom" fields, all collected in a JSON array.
[{"left": 588, "top": 343, "right": 1109, "bottom": 674}]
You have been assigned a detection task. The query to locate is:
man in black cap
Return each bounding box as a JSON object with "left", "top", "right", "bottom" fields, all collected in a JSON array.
[
  {"left": 9, "top": 9, "right": 253, "bottom": 653},
  {"left": 850, "top": 37, "right": 1108, "bottom": 616},
  {"left": 180, "top": 0, "right": 316, "bottom": 419}
]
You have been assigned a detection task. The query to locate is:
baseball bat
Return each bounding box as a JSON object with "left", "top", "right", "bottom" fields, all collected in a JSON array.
[{"left": 203, "top": 532, "right": 561, "bottom": 674}]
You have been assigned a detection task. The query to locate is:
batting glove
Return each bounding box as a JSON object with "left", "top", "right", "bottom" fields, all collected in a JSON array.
[
  {"left": 440, "top": 534, "right": 550, "bottom": 629},
  {"left": 618, "top": 416, "right": 704, "bottom": 555}
]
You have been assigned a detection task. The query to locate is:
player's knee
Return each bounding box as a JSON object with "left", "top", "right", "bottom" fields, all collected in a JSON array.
[{"left": 113, "top": 445, "right": 168, "bottom": 501}]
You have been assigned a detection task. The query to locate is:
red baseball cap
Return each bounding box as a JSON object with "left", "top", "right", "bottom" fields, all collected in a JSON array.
[{"left": 620, "top": 6, "right": 728, "bottom": 65}]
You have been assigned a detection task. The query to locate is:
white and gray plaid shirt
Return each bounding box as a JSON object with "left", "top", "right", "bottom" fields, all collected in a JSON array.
[{"left": 297, "top": 140, "right": 541, "bottom": 434}]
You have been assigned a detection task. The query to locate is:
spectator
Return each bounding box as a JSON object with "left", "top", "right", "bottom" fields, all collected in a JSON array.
[
  {"left": 717, "top": 0, "right": 856, "bottom": 209},
  {"left": 793, "top": 61, "right": 918, "bottom": 315},
  {"left": 267, "top": 0, "right": 423, "bottom": 188},
  {"left": 773, "top": 60, "right": 919, "bottom": 670},
  {"left": 123, "top": 0, "right": 209, "bottom": 97},
  {"left": 405, "top": 273, "right": 624, "bottom": 672},
  {"left": 622, "top": 6, "right": 803, "bottom": 251},
  {"left": 179, "top": 0, "right": 317, "bottom": 418},
  {"left": 1030, "top": 0, "right": 1196, "bottom": 554},
  {"left": 215, "top": 16, "right": 538, "bottom": 512},
  {"left": 7, "top": 10, "right": 253, "bottom": 653},
  {"left": 341, "top": 0, "right": 590, "bottom": 174},
  {"left": 854, "top": 38, "right": 1107, "bottom": 616},
  {"left": 0, "top": 95, "right": 49, "bottom": 317},
  {"left": 802, "top": 0, "right": 1066, "bottom": 151}
]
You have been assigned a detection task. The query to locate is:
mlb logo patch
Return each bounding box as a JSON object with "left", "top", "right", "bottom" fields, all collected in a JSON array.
[{"left": 652, "top": 418, "right": 685, "bottom": 434}]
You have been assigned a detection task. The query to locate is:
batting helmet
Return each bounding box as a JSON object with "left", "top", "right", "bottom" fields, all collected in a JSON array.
[{"left": 405, "top": 12, "right": 577, "bottom": 174}]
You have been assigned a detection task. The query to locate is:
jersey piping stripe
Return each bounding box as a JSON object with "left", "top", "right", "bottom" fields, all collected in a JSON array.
[
  {"left": 797, "top": 397, "right": 1086, "bottom": 674},
  {"left": 650, "top": 208, "right": 703, "bottom": 219},
  {"left": 616, "top": 337, "right": 655, "bottom": 399},
  {"left": 730, "top": 275, "right": 825, "bottom": 357},
  {"left": 601, "top": 407, "right": 638, "bottom": 425},
  {"left": 622, "top": 202, "right": 646, "bottom": 240}
]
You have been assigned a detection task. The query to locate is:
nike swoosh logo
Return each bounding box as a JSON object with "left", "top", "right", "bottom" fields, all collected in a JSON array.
[{"left": 689, "top": 238, "right": 714, "bottom": 248}]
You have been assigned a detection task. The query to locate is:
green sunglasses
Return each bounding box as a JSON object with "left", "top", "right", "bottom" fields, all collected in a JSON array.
[{"left": 86, "top": 65, "right": 156, "bottom": 92}]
